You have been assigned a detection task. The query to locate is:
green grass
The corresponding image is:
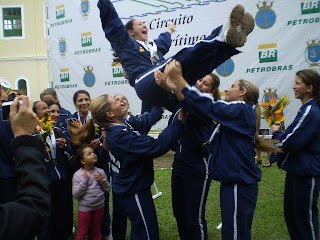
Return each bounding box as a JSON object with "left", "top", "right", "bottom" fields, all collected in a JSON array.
[{"left": 71, "top": 156, "right": 319, "bottom": 239}]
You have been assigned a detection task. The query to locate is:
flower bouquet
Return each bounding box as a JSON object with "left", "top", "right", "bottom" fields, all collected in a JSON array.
[
  {"left": 261, "top": 94, "right": 290, "bottom": 127},
  {"left": 37, "top": 112, "right": 57, "bottom": 164},
  {"left": 37, "top": 112, "right": 55, "bottom": 142}
]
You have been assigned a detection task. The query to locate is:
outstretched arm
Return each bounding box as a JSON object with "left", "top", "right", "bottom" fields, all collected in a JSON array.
[
  {"left": 127, "top": 106, "right": 164, "bottom": 134},
  {"left": 156, "top": 60, "right": 255, "bottom": 134},
  {"left": 98, "top": 0, "right": 133, "bottom": 52}
]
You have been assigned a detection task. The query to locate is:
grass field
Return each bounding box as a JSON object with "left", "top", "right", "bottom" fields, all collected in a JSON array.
[{"left": 71, "top": 154, "right": 319, "bottom": 239}]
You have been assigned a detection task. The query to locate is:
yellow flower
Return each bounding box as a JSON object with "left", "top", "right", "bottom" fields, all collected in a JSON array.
[
  {"left": 38, "top": 113, "right": 55, "bottom": 141},
  {"left": 94, "top": 123, "right": 100, "bottom": 136},
  {"left": 261, "top": 94, "right": 290, "bottom": 127}
]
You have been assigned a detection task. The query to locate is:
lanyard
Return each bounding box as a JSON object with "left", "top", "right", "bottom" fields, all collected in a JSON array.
[
  {"left": 77, "top": 111, "right": 92, "bottom": 126},
  {"left": 46, "top": 130, "right": 57, "bottom": 161}
]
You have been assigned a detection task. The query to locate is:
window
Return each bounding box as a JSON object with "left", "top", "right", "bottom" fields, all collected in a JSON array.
[
  {"left": 17, "top": 79, "right": 27, "bottom": 95},
  {"left": 2, "top": 7, "right": 22, "bottom": 37}
]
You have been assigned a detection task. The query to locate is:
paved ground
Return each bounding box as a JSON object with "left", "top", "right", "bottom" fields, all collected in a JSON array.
[{"left": 154, "top": 150, "right": 174, "bottom": 169}]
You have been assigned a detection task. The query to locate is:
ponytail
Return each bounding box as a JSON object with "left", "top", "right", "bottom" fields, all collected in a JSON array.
[
  {"left": 238, "top": 79, "right": 281, "bottom": 153},
  {"left": 67, "top": 119, "right": 96, "bottom": 146}
]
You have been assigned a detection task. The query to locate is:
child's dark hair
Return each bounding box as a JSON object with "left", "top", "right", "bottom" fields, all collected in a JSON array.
[{"left": 71, "top": 144, "right": 92, "bottom": 171}]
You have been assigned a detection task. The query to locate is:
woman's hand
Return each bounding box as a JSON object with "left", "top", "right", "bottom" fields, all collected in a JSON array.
[
  {"left": 154, "top": 70, "right": 173, "bottom": 91},
  {"left": 167, "top": 22, "right": 176, "bottom": 34},
  {"left": 56, "top": 138, "right": 67, "bottom": 148},
  {"left": 89, "top": 138, "right": 100, "bottom": 150},
  {"left": 10, "top": 96, "right": 38, "bottom": 137},
  {"left": 271, "top": 124, "right": 281, "bottom": 132}
]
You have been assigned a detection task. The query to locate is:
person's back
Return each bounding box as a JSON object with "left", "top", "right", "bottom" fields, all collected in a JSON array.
[{"left": 0, "top": 95, "right": 50, "bottom": 240}]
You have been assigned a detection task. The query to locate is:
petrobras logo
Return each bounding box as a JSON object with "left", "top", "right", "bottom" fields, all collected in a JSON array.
[
  {"left": 83, "top": 66, "right": 95, "bottom": 87},
  {"left": 58, "top": 38, "right": 67, "bottom": 56},
  {"left": 81, "top": 32, "right": 92, "bottom": 47},
  {"left": 60, "top": 68, "right": 70, "bottom": 82},
  {"left": 246, "top": 43, "right": 293, "bottom": 73},
  {"left": 259, "top": 43, "right": 278, "bottom": 63},
  {"left": 301, "top": 1, "right": 320, "bottom": 14},
  {"left": 56, "top": 4, "right": 65, "bottom": 19},
  {"left": 305, "top": 39, "right": 320, "bottom": 67},
  {"left": 255, "top": 0, "right": 276, "bottom": 29},
  {"left": 74, "top": 32, "right": 100, "bottom": 55},
  {"left": 216, "top": 59, "right": 235, "bottom": 77},
  {"left": 105, "top": 61, "right": 128, "bottom": 86},
  {"left": 80, "top": 0, "right": 90, "bottom": 17},
  {"left": 288, "top": 0, "right": 320, "bottom": 26},
  {"left": 112, "top": 62, "right": 124, "bottom": 78}
]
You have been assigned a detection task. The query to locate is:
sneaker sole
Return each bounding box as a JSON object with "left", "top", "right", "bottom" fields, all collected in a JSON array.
[{"left": 227, "top": 4, "right": 255, "bottom": 47}]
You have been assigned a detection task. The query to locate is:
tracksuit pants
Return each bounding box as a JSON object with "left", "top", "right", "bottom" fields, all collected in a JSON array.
[
  {"left": 113, "top": 188, "right": 159, "bottom": 240},
  {"left": 172, "top": 171, "right": 211, "bottom": 240},
  {"left": 284, "top": 173, "right": 320, "bottom": 240},
  {"left": 220, "top": 182, "right": 258, "bottom": 240}
]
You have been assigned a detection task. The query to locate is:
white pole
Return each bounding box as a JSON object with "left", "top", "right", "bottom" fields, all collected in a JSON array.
[{"left": 152, "top": 182, "right": 163, "bottom": 199}]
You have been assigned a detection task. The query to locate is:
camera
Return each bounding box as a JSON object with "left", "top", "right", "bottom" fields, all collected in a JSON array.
[
  {"left": 1, "top": 101, "right": 12, "bottom": 121},
  {"left": 1, "top": 100, "right": 22, "bottom": 121}
]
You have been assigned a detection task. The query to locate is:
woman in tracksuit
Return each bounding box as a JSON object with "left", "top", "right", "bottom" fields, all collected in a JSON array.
[
  {"left": 111, "top": 94, "right": 163, "bottom": 240},
  {"left": 272, "top": 69, "right": 320, "bottom": 240},
  {"left": 156, "top": 60, "right": 279, "bottom": 239},
  {"left": 168, "top": 74, "right": 221, "bottom": 240},
  {"left": 36, "top": 101, "right": 73, "bottom": 240},
  {"left": 98, "top": 0, "right": 254, "bottom": 112},
  {"left": 90, "top": 94, "right": 184, "bottom": 240}
]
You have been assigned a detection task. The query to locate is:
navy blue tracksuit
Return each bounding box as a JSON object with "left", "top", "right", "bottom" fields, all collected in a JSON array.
[
  {"left": 111, "top": 107, "right": 163, "bottom": 240},
  {"left": 37, "top": 127, "right": 73, "bottom": 240},
  {"left": 181, "top": 85, "right": 261, "bottom": 240},
  {"left": 171, "top": 107, "right": 216, "bottom": 240},
  {"left": 98, "top": 0, "right": 239, "bottom": 112},
  {"left": 273, "top": 99, "right": 320, "bottom": 240},
  {"left": 106, "top": 118, "right": 183, "bottom": 240}
]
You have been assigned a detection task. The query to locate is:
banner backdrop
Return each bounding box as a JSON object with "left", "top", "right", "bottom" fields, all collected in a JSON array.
[{"left": 48, "top": 0, "right": 320, "bottom": 130}]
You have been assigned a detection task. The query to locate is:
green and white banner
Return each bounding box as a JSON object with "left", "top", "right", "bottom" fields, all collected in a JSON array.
[{"left": 48, "top": 0, "right": 320, "bottom": 130}]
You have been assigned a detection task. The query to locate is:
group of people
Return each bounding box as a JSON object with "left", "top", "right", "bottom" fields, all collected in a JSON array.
[{"left": 0, "top": 1, "right": 319, "bottom": 240}]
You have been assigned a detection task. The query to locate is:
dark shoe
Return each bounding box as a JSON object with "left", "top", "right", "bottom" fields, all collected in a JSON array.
[{"left": 255, "top": 159, "right": 262, "bottom": 165}]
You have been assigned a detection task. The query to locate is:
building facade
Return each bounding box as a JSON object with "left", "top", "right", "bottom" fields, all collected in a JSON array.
[{"left": 0, "top": 0, "right": 50, "bottom": 100}]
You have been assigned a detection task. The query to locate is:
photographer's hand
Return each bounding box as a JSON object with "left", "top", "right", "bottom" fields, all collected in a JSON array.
[{"left": 10, "top": 96, "right": 38, "bottom": 137}]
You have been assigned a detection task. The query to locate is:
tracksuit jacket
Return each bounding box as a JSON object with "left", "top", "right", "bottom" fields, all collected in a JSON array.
[
  {"left": 107, "top": 119, "right": 183, "bottom": 196},
  {"left": 180, "top": 85, "right": 261, "bottom": 183},
  {"left": 273, "top": 98, "right": 320, "bottom": 176}
]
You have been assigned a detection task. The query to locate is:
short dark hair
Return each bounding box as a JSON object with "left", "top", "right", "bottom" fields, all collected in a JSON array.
[
  {"left": 73, "top": 90, "right": 90, "bottom": 105},
  {"left": 125, "top": 19, "right": 135, "bottom": 31},
  {"left": 47, "top": 101, "right": 61, "bottom": 110}
]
